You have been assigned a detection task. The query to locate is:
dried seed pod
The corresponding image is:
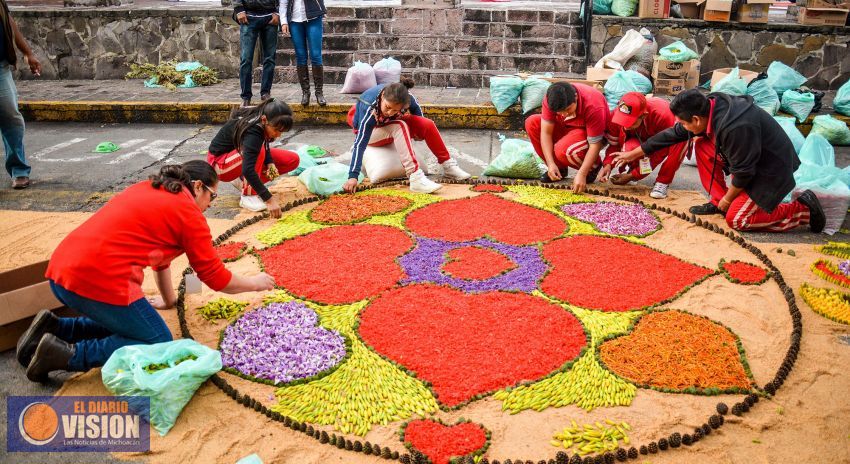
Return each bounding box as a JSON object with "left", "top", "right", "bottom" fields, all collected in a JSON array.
[
  {"left": 709, "top": 414, "right": 724, "bottom": 428},
  {"left": 669, "top": 433, "right": 681, "bottom": 448},
  {"left": 556, "top": 452, "right": 569, "bottom": 464},
  {"left": 732, "top": 403, "right": 744, "bottom": 415},
  {"left": 682, "top": 434, "right": 693, "bottom": 446},
  {"left": 717, "top": 402, "right": 729, "bottom": 415},
  {"left": 639, "top": 445, "right": 648, "bottom": 455},
  {"left": 701, "top": 423, "right": 712, "bottom": 435},
  {"left": 616, "top": 448, "right": 628, "bottom": 461},
  {"left": 568, "top": 455, "right": 582, "bottom": 464},
  {"left": 648, "top": 441, "right": 658, "bottom": 453},
  {"left": 658, "top": 438, "right": 669, "bottom": 451},
  {"left": 628, "top": 447, "right": 638, "bottom": 459},
  {"left": 603, "top": 452, "right": 615, "bottom": 464}
]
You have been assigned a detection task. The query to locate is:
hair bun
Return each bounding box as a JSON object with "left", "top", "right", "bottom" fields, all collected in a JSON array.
[{"left": 400, "top": 77, "right": 415, "bottom": 89}]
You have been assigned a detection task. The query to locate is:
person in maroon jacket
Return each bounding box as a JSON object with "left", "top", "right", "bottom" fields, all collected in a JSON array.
[
  {"left": 17, "top": 161, "right": 276, "bottom": 383},
  {"left": 599, "top": 92, "right": 687, "bottom": 199}
]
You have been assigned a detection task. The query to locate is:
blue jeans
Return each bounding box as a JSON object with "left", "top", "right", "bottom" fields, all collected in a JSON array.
[
  {"left": 0, "top": 61, "right": 29, "bottom": 179},
  {"left": 49, "top": 281, "right": 173, "bottom": 371},
  {"left": 289, "top": 17, "right": 324, "bottom": 66},
  {"left": 239, "top": 15, "right": 279, "bottom": 100}
]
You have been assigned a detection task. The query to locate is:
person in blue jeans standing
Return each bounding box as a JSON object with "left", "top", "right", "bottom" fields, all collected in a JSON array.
[
  {"left": 0, "top": 0, "right": 40, "bottom": 190},
  {"left": 281, "top": 0, "right": 327, "bottom": 107},
  {"left": 234, "top": 0, "right": 281, "bottom": 108}
]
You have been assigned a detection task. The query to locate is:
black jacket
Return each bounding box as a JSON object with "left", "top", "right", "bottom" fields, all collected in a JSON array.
[
  {"left": 641, "top": 93, "right": 799, "bottom": 213},
  {"left": 0, "top": 0, "right": 17, "bottom": 68},
  {"left": 284, "top": 0, "right": 326, "bottom": 22},
  {"left": 233, "top": 0, "right": 280, "bottom": 16}
]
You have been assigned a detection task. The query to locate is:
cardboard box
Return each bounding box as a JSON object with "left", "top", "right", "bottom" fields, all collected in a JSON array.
[
  {"left": 703, "top": 0, "right": 733, "bottom": 21},
  {"left": 654, "top": 78, "right": 689, "bottom": 96},
  {"left": 0, "top": 260, "right": 73, "bottom": 352},
  {"left": 804, "top": 0, "right": 850, "bottom": 9},
  {"left": 639, "top": 0, "right": 672, "bottom": 18},
  {"left": 675, "top": 0, "right": 705, "bottom": 18},
  {"left": 798, "top": 7, "right": 849, "bottom": 25},
  {"left": 738, "top": 3, "right": 771, "bottom": 22},
  {"left": 652, "top": 58, "right": 700, "bottom": 78},
  {"left": 709, "top": 68, "right": 760, "bottom": 87},
  {"left": 586, "top": 67, "right": 617, "bottom": 82},
  {"left": 542, "top": 77, "right": 605, "bottom": 90}
]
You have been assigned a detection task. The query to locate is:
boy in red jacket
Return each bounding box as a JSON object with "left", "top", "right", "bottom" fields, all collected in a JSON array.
[{"left": 599, "top": 92, "right": 686, "bottom": 199}]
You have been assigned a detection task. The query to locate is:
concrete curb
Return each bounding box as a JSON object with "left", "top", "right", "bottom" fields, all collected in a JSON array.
[
  {"left": 18, "top": 100, "right": 848, "bottom": 133},
  {"left": 19, "top": 100, "right": 525, "bottom": 130}
]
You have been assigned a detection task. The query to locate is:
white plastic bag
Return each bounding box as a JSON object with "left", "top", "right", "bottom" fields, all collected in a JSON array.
[
  {"left": 373, "top": 57, "right": 401, "bottom": 85},
  {"left": 340, "top": 61, "right": 377, "bottom": 94},
  {"left": 595, "top": 28, "right": 651, "bottom": 70},
  {"left": 361, "top": 144, "right": 429, "bottom": 183}
]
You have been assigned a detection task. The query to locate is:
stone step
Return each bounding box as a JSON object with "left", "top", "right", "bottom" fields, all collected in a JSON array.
[
  {"left": 276, "top": 35, "right": 584, "bottom": 55},
  {"left": 265, "top": 65, "right": 586, "bottom": 88}
]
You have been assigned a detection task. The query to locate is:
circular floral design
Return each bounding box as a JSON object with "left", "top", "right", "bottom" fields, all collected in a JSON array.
[
  {"left": 399, "top": 237, "right": 547, "bottom": 293},
  {"left": 441, "top": 246, "right": 518, "bottom": 280}
]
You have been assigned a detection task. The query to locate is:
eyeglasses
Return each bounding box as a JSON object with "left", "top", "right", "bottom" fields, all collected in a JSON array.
[{"left": 201, "top": 183, "right": 217, "bottom": 201}]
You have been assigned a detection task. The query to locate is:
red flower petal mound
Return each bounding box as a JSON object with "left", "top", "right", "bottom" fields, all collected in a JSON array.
[
  {"left": 405, "top": 194, "right": 567, "bottom": 245},
  {"left": 441, "top": 246, "right": 518, "bottom": 280},
  {"left": 258, "top": 225, "right": 413, "bottom": 304},
  {"left": 721, "top": 260, "right": 768, "bottom": 284},
  {"left": 310, "top": 194, "right": 412, "bottom": 225},
  {"left": 471, "top": 184, "right": 507, "bottom": 193},
  {"left": 358, "top": 284, "right": 586, "bottom": 407},
  {"left": 541, "top": 236, "right": 713, "bottom": 311},
  {"left": 599, "top": 310, "right": 752, "bottom": 391},
  {"left": 215, "top": 242, "right": 247, "bottom": 262},
  {"left": 403, "top": 420, "right": 488, "bottom": 464}
]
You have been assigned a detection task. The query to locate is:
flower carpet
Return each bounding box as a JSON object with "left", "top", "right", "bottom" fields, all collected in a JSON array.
[{"left": 180, "top": 184, "right": 800, "bottom": 463}]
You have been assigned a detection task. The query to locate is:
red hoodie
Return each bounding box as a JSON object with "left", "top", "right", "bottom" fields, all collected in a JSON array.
[{"left": 46, "top": 181, "right": 232, "bottom": 306}]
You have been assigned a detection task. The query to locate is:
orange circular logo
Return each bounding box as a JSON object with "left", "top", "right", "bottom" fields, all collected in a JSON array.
[{"left": 19, "top": 402, "right": 59, "bottom": 445}]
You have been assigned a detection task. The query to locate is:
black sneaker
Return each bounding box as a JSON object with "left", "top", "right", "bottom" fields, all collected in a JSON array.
[
  {"left": 689, "top": 202, "right": 722, "bottom": 215},
  {"left": 16, "top": 309, "right": 60, "bottom": 367},
  {"left": 539, "top": 167, "right": 569, "bottom": 183},
  {"left": 797, "top": 189, "right": 825, "bottom": 233},
  {"left": 586, "top": 163, "right": 602, "bottom": 184}
]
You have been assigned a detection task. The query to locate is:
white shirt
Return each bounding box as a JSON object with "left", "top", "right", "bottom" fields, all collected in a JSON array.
[{"left": 287, "top": 0, "right": 307, "bottom": 22}]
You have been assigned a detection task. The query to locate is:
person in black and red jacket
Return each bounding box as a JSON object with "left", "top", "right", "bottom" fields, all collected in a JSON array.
[
  {"left": 234, "top": 0, "right": 281, "bottom": 107},
  {"left": 611, "top": 89, "right": 825, "bottom": 233}
]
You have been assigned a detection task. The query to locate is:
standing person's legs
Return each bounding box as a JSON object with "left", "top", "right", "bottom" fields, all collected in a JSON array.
[
  {"left": 0, "top": 62, "right": 30, "bottom": 185},
  {"left": 288, "top": 21, "right": 308, "bottom": 66},
  {"left": 305, "top": 17, "right": 324, "bottom": 66},
  {"left": 239, "top": 21, "right": 261, "bottom": 101},
  {"left": 724, "top": 192, "right": 810, "bottom": 232},
  {"left": 525, "top": 114, "right": 571, "bottom": 170},
  {"left": 259, "top": 20, "right": 279, "bottom": 98},
  {"left": 694, "top": 138, "right": 727, "bottom": 206},
  {"left": 49, "top": 282, "right": 173, "bottom": 371}
]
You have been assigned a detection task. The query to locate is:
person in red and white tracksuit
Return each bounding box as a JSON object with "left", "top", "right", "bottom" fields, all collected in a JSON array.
[
  {"left": 525, "top": 81, "right": 610, "bottom": 193},
  {"left": 343, "top": 78, "right": 471, "bottom": 194},
  {"left": 610, "top": 89, "right": 825, "bottom": 233},
  {"left": 206, "top": 99, "right": 299, "bottom": 217},
  {"left": 599, "top": 92, "right": 686, "bottom": 200}
]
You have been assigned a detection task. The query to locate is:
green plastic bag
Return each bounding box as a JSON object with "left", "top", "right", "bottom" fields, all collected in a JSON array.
[
  {"left": 611, "top": 0, "right": 638, "bottom": 17},
  {"left": 603, "top": 71, "right": 650, "bottom": 110},
  {"left": 300, "top": 145, "right": 328, "bottom": 158},
  {"left": 520, "top": 77, "right": 552, "bottom": 114},
  {"left": 774, "top": 116, "right": 805, "bottom": 155},
  {"left": 658, "top": 41, "right": 699, "bottom": 63},
  {"left": 781, "top": 89, "right": 815, "bottom": 123},
  {"left": 711, "top": 67, "right": 747, "bottom": 96},
  {"left": 289, "top": 145, "right": 330, "bottom": 176},
  {"left": 811, "top": 114, "right": 850, "bottom": 146},
  {"left": 298, "top": 162, "right": 364, "bottom": 196},
  {"left": 746, "top": 78, "right": 780, "bottom": 115},
  {"left": 102, "top": 339, "right": 221, "bottom": 436},
  {"left": 489, "top": 75, "right": 524, "bottom": 114},
  {"left": 483, "top": 136, "right": 546, "bottom": 179},
  {"left": 765, "top": 62, "right": 807, "bottom": 97},
  {"left": 836, "top": 80, "right": 850, "bottom": 117}
]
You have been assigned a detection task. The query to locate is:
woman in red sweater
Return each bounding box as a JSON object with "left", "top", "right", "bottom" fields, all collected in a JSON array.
[{"left": 17, "top": 161, "right": 275, "bottom": 382}]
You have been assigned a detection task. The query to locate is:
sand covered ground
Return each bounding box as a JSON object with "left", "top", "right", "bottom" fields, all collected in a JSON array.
[{"left": 3, "top": 179, "right": 849, "bottom": 464}]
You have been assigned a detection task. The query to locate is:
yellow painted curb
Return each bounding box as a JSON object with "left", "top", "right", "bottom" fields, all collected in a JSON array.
[{"left": 19, "top": 100, "right": 525, "bottom": 130}]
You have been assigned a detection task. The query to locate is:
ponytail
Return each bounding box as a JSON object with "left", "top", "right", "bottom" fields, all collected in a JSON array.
[
  {"left": 150, "top": 160, "right": 218, "bottom": 196},
  {"left": 231, "top": 99, "right": 294, "bottom": 153}
]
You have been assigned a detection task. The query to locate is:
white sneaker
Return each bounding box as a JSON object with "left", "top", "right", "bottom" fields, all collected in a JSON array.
[
  {"left": 409, "top": 169, "right": 442, "bottom": 194},
  {"left": 239, "top": 195, "right": 267, "bottom": 212},
  {"left": 231, "top": 177, "right": 244, "bottom": 191},
  {"left": 650, "top": 182, "right": 669, "bottom": 199},
  {"left": 441, "top": 158, "right": 471, "bottom": 180}
]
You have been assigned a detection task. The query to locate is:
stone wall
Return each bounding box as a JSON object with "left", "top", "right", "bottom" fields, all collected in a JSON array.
[
  {"left": 9, "top": 5, "right": 586, "bottom": 87},
  {"left": 10, "top": 8, "right": 240, "bottom": 80},
  {"left": 590, "top": 16, "right": 850, "bottom": 90}
]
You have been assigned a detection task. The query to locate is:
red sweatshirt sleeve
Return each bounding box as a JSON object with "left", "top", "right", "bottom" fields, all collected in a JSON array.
[{"left": 178, "top": 207, "right": 233, "bottom": 291}]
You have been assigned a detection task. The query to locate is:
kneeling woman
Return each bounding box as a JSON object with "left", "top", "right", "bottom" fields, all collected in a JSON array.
[
  {"left": 17, "top": 161, "right": 276, "bottom": 382},
  {"left": 207, "top": 99, "right": 299, "bottom": 217},
  {"left": 343, "top": 78, "right": 470, "bottom": 194}
]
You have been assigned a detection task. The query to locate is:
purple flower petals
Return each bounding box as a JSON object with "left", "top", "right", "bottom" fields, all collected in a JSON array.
[
  {"left": 561, "top": 202, "right": 660, "bottom": 237},
  {"left": 220, "top": 302, "right": 346, "bottom": 384}
]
